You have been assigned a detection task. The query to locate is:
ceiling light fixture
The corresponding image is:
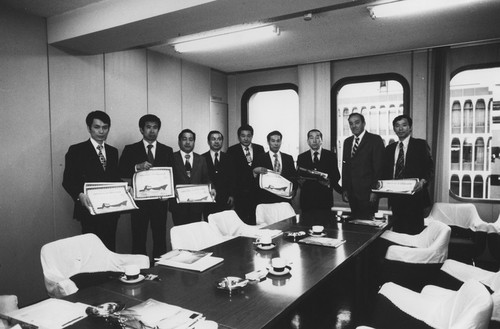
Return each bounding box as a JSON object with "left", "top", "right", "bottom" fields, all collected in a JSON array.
[
  {"left": 368, "top": 0, "right": 479, "bottom": 19},
  {"left": 169, "top": 24, "right": 280, "bottom": 53}
]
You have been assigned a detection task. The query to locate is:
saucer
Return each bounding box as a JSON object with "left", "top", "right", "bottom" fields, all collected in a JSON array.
[
  {"left": 308, "top": 230, "right": 326, "bottom": 237},
  {"left": 256, "top": 243, "right": 276, "bottom": 250},
  {"left": 119, "top": 274, "right": 145, "bottom": 284},
  {"left": 267, "top": 266, "right": 291, "bottom": 276}
]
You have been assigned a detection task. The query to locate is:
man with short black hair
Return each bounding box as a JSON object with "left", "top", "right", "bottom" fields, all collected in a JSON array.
[
  {"left": 227, "top": 125, "right": 265, "bottom": 224},
  {"left": 62, "top": 110, "right": 122, "bottom": 251},
  {"left": 202, "top": 130, "right": 234, "bottom": 218},
  {"left": 119, "top": 114, "right": 174, "bottom": 259}
]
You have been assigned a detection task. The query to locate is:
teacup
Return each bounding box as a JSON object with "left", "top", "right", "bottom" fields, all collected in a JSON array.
[
  {"left": 271, "top": 257, "right": 286, "bottom": 272},
  {"left": 374, "top": 212, "right": 384, "bottom": 220},
  {"left": 124, "top": 264, "right": 140, "bottom": 280},
  {"left": 311, "top": 225, "right": 324, "bottom": 235},
  {"left": 257, "top": 235, "right": 272, "bottom": 246}
]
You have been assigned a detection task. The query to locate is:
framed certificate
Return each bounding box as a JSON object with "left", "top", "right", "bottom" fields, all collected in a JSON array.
[
  {"left": 84, "top": 182, "right": 138, "bottom": 215},
  {"left": 372, "top": 178, "right": 419, "bottom": 195},
  {"left": 259, "top": 172, "right": 293, "bottom": 199},
  {"left": 175, "top": 184, "right": 215, "bottom": 203},
  {"left": 133, "top": 167, "right": 174, "bottom": 200}
]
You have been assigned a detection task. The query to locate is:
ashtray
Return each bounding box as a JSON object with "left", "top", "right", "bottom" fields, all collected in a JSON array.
[
  {"left": 216, "top": 276, "right": 248, "bottom": 292},
  {"left": 86, "top": 302, "right": 125, "bottom": 317},
  {"left": 284, "top": 231, "right": 306, "bottom": 242}
]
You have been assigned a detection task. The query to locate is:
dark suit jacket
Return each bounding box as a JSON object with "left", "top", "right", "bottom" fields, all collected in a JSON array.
[
  {"left": 119, "top": 140, "right": 174, "bottom": 179},
  {"left": 201, "top": 151, "right": 232, "bottom": 204},
  {"left": 297, "top": 149, "right": 341, "bottom": 211},
  {"left": 342, "top": 132, "right": 385, "bottom": 201},
  {"left": 383, "top": 137, "right": 434, "bottom": 208},
  {"left": 62, "top": 139, "right": 121, "bottom": 219},
  {"left": 253, "top": 151, "right": 297, "bottom": 204},
  {"left": 227, "top": 143, "right": 265, "bottom": 195}
]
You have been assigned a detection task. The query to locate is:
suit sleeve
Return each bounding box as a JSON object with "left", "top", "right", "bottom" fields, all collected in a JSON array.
[
  {"left": 329, "top": 152, "right": 342, "bottom": 194},
  {"left": 62, "top": 145, "right": 83, "bottom": 201},
  {"left": 341, "top": 140, "right": 350, "bottom": 192},
  {"left": 118, "top": 145, "right": 136, "bottom": 179},
  {"left": 371, "top": 135, "right": 385, "bottom": 189},
  {"left": 421, "top": 141, "right": 434, "bottom": 183}
]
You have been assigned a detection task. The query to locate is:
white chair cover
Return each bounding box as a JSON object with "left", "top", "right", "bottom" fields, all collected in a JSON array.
[
  {"left": 382, "top": 220, "right": 451, "bottom": 263},
  {"left": 255, "top": 202, "right": 295, "bottom": 226},
  {"left": 425, "top": 202, "right": 492, "bottom": 232},
  {"left": 380, "top": 280, "right": 493, "bottom": 329},
  {"left": 170, "top": 221, "right": 228, "bottom": 251},
  {"left": 441, "top": 259, "right": 500, "bottom": 322},
  {"left": 40, "top": 234, "right": 149, "bottom": 298},
  {"left": 208, "top": 210, "right": 252, "bottom": 236},
  {"left": 0, "top": 295, "right": 18, "bottom": 329}
]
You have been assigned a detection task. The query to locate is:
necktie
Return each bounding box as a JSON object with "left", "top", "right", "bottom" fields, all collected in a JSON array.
[
  {"left": 97, "top": 144, "right": 106, "bottom": 170},
  {"left": 351, "top": 137, "right": 360, "bottom": 158},
  {"left": 147, "top": 144, "right": 154, "bottom": 164},
  {"left": 245, "top": 147, "right": 252, "bottom": 166},
  {"left": 185, "top": 154, "right": 192, "bottom": 177},
  {"left": 273, "top": 153, "right": 281, "bottom": 173},
  {"left": 214, "top": 152, "right": 219, "bottom": 171},
  {"left": 395, "top": 142, "right": 405, "bottom": 179},
  {"left": 313, "top": 151, "right": 319, "bottom": 165}
]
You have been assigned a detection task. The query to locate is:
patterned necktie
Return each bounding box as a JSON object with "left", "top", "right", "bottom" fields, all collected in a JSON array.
[
  {"left": 313, "top": 151, "right": 319, "bottom": 165},
  {"left": 273, "top": 153, "right": 281, "bottom": 173},
  {"left": 395, "top": 142, "right": 405, "bottom": 179},
  {"left": 214, "top": 152, "right": 219, "bottom": 171},
  {"left": 184, "top": 154, "right": 192, "bottom": 177},
  {"left": 147, "top": 144, "right": 154, "bottom": 165},
  {"left": 351, "top": 137, "right": 360, "bottom": 158},
  {"left": 245, "top": 147, "right": 252, "bottom": 166},
  {"left": 97, "top": 144, "right": 106, "bottom": 170}
]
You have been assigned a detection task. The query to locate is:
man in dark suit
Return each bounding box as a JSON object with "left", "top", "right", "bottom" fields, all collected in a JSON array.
[
  {"left": 297, "top": 129, "right": 342, "bottom": 212},
  {"left": 119, "top": 114, "right": 174, "bottom": 259},
  {"left": 171, "top": 129, "right": 213, "bottom": 226},
  {"left": 342, "top": 113, "right": 385, "bottom": 219},
  {"left": 62, "top": 111, "right": 122, "bottom": 251},
  {"left": 253, "top": 131, "right": 297, "bottom": 205},
  {"left": 202, "top": 130, "right": 234, "bottom": 218},
  {"left": 383, "top": 114, "right": 434, "bottom": 234},
  {"left": 227, "top": 124, "right": 265, "bottom": 225}
]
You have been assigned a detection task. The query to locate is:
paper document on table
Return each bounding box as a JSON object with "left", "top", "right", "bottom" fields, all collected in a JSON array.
[
  {"left": 349, "top": 219, "right": 387, "bottom": 227},
  {"left": 6, "top": 298, "right": 88, "bottom": 328},
  {"left": 157, "top": 249, "right": 212, "bottom": 265},
  {"left": 155, "top": 250, "right": 223, "bottom": 272},
  {"left": 239, "top": 228, "right": 283, "bottom": 239},
  {"left": 298, "top": 236, "right": 345, "bottom": 248},
  {"left": 133, "top": 167, "right": 174, "bottom": 200},
  {"left": 175, "top": 184, "right": 215, "bottom": 203},
  {"left": 123, "top": 299, "right": 204, "bottom": 329},
  {"left": 259, "top": 172, "right": 293, "bottom": 199},
  {"left": 372, "top": 179, "right": 419, "bottom": 195},
  {"left": 84, "top": 182, "right": 138, "bottom": 215}
]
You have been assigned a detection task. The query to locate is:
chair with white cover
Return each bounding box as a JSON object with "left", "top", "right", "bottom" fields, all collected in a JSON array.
[
  {"left": 170, "top": 221, "right": 228, "bottom": 251},
  {"left": 255, "top": 202, "right": 295, "bottom": 226},
  {"left": 425, "top": 202, "right": 489, "bottom": 265},
  {"left": 40, "top": 233, "right": 149, "bottom": 298},
  {"left": 208, "top": 210, "right": 252, "bottom": 236},
  {"left": 487, "top": 214, "right": 500, "bottom": 266},
  {"left": 368, "top": 280, "right": 493, "bottom": 329},
  {"left": 379, "top": 220, "right": 451, "bottom": 291},
  {"left": 0, "top": 295, "right": 18, "bottom": 329},
  {"left": 435, "top": 259, "right": 500, "bottom": 325}
]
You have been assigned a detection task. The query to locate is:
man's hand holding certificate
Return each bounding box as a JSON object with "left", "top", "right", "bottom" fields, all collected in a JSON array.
[{"left": 372, "top": 178, "right": 420, "bottom": 195}]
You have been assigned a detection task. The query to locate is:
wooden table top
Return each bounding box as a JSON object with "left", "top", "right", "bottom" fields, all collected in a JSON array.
[{"left": 67, "top": 211, "right": 387, "bottom": 329}]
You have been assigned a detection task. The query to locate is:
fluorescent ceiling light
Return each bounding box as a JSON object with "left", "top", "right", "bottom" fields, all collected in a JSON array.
[
  {"left": 169, "top": 24, "right": 280, "bottom": 53},
  {"left": 368, "top": 0, "right": 480, "bottom": 19}
]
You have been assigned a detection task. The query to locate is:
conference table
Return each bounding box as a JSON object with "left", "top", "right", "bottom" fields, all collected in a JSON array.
[{"left": 66, "top": 210, "right": 389, "bottom": 329}]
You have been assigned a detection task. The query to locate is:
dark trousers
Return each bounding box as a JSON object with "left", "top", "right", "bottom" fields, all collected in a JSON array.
[
  {"left": 348, "top": 196, "right": 378, "bottom": 219},
  {"left": 131, "top": 200, "right": 168, "bottom": 259},
  {"left": 171, "top": 202, "right": 204, "bottom": 226},
  {"left": 80, "top": 213, "right": 119, "bottom": 251},
  {"left": 233, "top": 190, "right": 257, "bottom": 225},
  {"left": 390, "top": 194, "right": 425, "bottom": 234}
]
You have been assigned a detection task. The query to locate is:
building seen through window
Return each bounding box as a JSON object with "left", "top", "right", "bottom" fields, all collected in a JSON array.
[{"left": 449, "top": 67, "right": 500, "bottom": 199}]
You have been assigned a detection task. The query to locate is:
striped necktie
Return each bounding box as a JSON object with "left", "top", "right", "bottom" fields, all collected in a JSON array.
[
  {"left": 97, "top": 144, "right": 106, "bottom": 170},
  {"left": 245, "top": 147, "right": 252, "bottom": 166},
  {"left": 351, "top": 137, "right": 360, "bottom": 158},
  {"left": 185, "top": 154, "right": 192, "bottom": 177},
  {"left": 394, "top": 142, "right": 405, "bottom": 179},
  {"left": 273, "top": 153, "right": 281, "bottom": 173}
]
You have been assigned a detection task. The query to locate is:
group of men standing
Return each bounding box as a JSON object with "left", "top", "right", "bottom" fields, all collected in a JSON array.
[{"left": 62, "top": 110, "right": 433, "bottom": 261}]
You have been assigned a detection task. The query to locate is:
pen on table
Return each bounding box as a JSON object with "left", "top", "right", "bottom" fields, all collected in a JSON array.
[{"left": 62, "top": 315, "right": 84, "bottom": 327}]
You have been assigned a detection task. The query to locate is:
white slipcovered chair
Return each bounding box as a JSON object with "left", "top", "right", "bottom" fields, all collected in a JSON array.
[
  {"left": 379, "top": 220, "right": 451, "bottom": 291},
  {"left": 425, "top": 202, "right": 489, "bottom": 264},
  {"left": 207, "top": 210, "right": 253, "bottom": 236},
  {"left": 0, "top": 295, "right": 18, "bottom": 329},
  {"left": 369, "top": 280, "right": 493, "bottom": 329},
  {"left": 255, "top": 202, "right": 295, "bottom": 226},
  {"left": 170, "top": 221, "right": 228, "bottom": 251},
  {"left": 40, "top": 233, "right": 149, "bottom": 298},
  {"left": 436, "top": 259, "right": 500, "bottom": 324}
]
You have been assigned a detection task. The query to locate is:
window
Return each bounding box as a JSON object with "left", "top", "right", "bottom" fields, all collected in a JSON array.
[
  {"left": 243, "top": 84, "right": 299, "bottom": 159},
  {"left": 449, "top": 66, "right": 500, "bottom": 200},
  {"left": 332, "top": 74, "right": 409, "bottom": 169}
]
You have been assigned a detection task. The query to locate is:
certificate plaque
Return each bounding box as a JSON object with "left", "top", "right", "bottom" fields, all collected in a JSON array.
[
  {"left": 175, "top": 184, "right": 215, "bottom": 203},
  {"left": 372, "top": 178, "right": 419, "bottom": 195},
  {"left": 133, "top": 167, "right": 174, "bottom": 200},
  {"left": 259, "top": 172, "right": 293, "bottom": 199},
  {"left": 84, "top": 182, "right": 138, "bottom": 215}
]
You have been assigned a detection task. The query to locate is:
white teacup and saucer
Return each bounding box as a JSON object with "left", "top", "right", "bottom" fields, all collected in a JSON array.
[
  {"left": 267, "top": 257, "right": 292, "bottom": 276},
  {"left": 120, "top": 264, "right": 145, "bottom": 284},
  {"left": 254, "top": 235, "right": 276, "bottom": 250},
  {"left": 309, "top": 225, "right": 326, "bottom": 236}
]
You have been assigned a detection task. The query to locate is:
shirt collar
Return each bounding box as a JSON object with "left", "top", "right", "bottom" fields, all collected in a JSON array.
[
  {"left": 180, "top": 150, "right": 192, "bottom": 159},
  {"left": 142, "top": 139, "right": 157, "bottom": 148},
  {"left": 399, "top": 136, "right": 411, "bottom": 148},
  {"left": 90, "top": 138, "right": 105, "bottom": 150},
  {"left": 354, "top": 130, "right": 367, "bottom": 141},
  {"left": 310, "top": 147, "right": 322, "bottom": 156}
]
